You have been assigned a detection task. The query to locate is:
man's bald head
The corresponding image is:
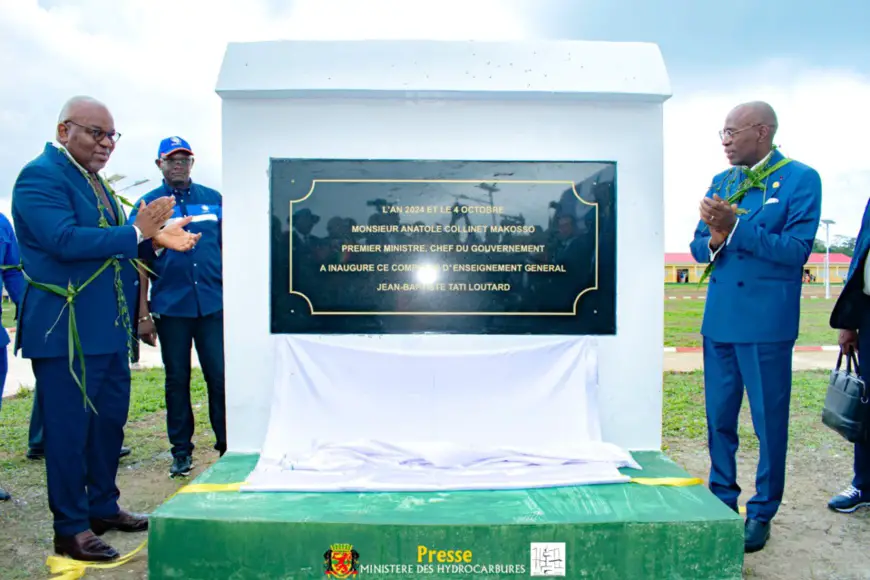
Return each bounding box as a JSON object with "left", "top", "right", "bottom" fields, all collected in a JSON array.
[
  {"left": 721, "top": 101, "right": 778, "bottom": 167},
  {"left": 732, "top": 101, "right": 778, "bottom": 138},
  {"left": 57, "top": 96, "right": 107, "bottom": 125},
  {"left": 55, "top": 95, "right": 118, "bottom": 173}
]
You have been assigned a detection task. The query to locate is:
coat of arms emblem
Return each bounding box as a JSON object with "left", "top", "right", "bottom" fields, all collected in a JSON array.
[{"left": 324, "top": 543, "right": 360, "bottom": 578}]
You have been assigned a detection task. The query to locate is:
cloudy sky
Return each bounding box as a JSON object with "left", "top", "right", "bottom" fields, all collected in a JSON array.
[{"left": 0, "top": 0, "right": 867, "bottom": 251}]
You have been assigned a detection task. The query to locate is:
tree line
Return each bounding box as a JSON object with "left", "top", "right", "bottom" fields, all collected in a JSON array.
[{"left": 812, "top": 236, "right": 856, "bottom": 257}]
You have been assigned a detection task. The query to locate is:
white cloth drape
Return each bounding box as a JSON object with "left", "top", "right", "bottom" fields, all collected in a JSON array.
[{"left": 243, "top": 335, "right": 639, "bottom": 492}]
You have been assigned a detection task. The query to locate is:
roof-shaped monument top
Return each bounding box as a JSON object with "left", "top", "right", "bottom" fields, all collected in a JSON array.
[{"left": 215, "top": 39, "right": 671, "bottom": 102}]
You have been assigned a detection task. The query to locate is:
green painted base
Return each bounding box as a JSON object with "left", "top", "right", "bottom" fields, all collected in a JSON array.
[{"left": 148, "top": 451, "right": 743, "bottom": 579}]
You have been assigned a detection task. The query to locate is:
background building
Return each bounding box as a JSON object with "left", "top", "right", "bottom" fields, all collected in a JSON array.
[{"left": 664, "top": 252, "right": 852, "bottom": 284}]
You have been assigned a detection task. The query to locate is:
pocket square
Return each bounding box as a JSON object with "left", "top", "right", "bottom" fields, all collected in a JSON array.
[{"left": 764, "top": 198, "right": 780, "bottom": 205}]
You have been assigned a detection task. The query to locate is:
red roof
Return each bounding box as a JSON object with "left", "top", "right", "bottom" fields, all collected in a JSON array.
[
  {"left": 806, "top": 253, "right": 852, "bottom": 264},
  {"left": 665, "top": 252, "right": 852, "bottom": 265},
  {"left": 665, "top": 253, "right": 697, "bottom": 264}
]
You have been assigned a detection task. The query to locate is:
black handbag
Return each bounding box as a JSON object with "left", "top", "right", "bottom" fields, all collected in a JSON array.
[{"left": 822, "top": 349, "right": 870, "bottom": 443}]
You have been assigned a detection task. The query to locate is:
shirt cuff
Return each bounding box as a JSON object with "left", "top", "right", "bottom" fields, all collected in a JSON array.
[
  {"left": 707, "top": 219, "right": 740, "bottom": 262},
  {"left": 726, "top": 218, "right": 739, "bottom": 245},
  {"left": 708, "top": 238, "right": 723, "bottom": 262},
  {"left": 133, "top": 225, "right": 143, "bottom": 243}
]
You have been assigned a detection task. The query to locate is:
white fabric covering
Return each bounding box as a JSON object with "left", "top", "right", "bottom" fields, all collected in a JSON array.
[{"left": 243, "top": 335, "right": 639, "bottom": 492}]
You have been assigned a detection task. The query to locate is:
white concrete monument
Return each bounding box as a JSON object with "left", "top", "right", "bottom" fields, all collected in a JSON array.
[{"left": 216, "top": 39, "right": 672, "bottom": 461}]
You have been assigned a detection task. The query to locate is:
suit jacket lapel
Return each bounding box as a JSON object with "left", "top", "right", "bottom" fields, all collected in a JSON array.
[
  {"left": 47, "top": 144, "right": 119, "bottom": 225},
  {"left": 738, "top": 149, "right": 787, "bottom": 223}
]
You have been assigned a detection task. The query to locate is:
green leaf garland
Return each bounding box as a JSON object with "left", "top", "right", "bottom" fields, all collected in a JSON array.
[
  {"left": 1, "top": 146, "right": 157, "bottom": 411},
  {"left": 697, "top": 148, "right": 793, "bottom": 287}
]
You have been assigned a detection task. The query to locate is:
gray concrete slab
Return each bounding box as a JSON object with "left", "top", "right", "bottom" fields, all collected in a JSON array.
[{"left": 2, "top": 345, "right": 834, "bottom": 399}]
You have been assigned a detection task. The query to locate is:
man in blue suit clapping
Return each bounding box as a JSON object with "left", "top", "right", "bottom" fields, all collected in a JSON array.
[
  {"left": 690, "top": 101, "right": 822, "bottom": 553},
  {"left": 10, "top": 96, "right": 201, "bottom": 561}
]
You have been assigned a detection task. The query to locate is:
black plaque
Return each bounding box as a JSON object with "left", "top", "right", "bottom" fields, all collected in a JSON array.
[{"left": 269, "top": 159, "right": 616, "bottom": 335}]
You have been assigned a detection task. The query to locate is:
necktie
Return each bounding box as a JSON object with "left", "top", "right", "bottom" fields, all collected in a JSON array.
[{"left": 89, "top": 174, "right": 117, "bottom": 223}]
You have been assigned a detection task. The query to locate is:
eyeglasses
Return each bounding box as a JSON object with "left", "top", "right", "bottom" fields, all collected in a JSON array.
[
  {"left": 162, "top": 158, "right": 194, "bottom": 167},
  {"left": 64, "top": 120, "right": 121, "bottom": 144},
  {"left": 719, "top": 123, "right": 764, "bottom": 141}
]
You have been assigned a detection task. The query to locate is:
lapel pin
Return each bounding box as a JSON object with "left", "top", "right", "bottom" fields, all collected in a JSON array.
[{"left": 773, "top": 181, "right": 780, "bottom": 188}]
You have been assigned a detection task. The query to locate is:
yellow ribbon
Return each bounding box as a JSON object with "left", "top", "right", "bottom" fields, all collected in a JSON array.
[
  {"left": 45, "top": 482, "right": 244, "bottom": 579},
  {"left": 46, "top": 540, "right": 148, "bottom": 580},
  {"left": 629, "top": 477, "right": 704, "bottom": 487},
  {"left": 177, "top": 479, "right": 702, "bottom": 492},
  {"left": 632, "top": 477, "right": 747, "bottom": 514},
  {"left": 175, "top": 482, "right": 246, "bottom": 493}
]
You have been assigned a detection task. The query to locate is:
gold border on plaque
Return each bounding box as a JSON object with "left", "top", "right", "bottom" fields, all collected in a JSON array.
[{"left": 288, "top": 179, "right": 599, "bottom": 316}]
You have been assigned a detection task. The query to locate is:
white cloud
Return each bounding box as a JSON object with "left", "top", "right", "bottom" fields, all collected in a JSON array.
[
  {"left": 284, "top": 0, "right": 529, "bottom": 40},
  {"left": 663, "top": 64, "right": 870, "bottom": 251},
  {"left": 0, "top": 0, "right": 300, "bottom": 214},
  {"left": 0, "top": 0, "right": 531, "bottom": 223},
  {"left": 1, "top": 0, "right": 866, "bottom": 256}
]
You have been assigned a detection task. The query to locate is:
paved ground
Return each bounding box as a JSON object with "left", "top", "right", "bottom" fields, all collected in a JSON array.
[
  {"left": 662, "top": 349, "right": 837, "bottom": 372},
  {"left": 1, "top": 343, "right": 835, "bottom": 399}
]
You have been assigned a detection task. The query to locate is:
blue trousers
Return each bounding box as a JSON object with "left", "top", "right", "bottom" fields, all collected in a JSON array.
[
  {"left": 28, "top": 343, "right": 141, "bottom": 452},
  {"left": 852, "top": 313, "right": 870, "bottom": 489},
  {"left": 33, "top": 352, "right": 130, "bottom": 536},
  {"left": 28, "top": 389, "right": 44, "bottom": 450},
  {"left": 0, "top": 346, "right": 7, "bottom": 411},
  {"left": 702, "top": 337, "right": 794, "bottom": 522}
]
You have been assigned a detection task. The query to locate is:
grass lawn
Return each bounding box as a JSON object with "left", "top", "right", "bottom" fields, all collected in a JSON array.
[
  {"left": 661, "top": 369, "right": 838, "bottom": 450},
  {"left": 1, "top": 367, "right": 864, "bottom": 579},
  {"left": 1, "top": 301, "right": 15, "bottom": 330},
  {"left": 0, "top": 368, "right": 214, "bottom": 580},
  {"left": 664, "top": 298, "right": 838, "bottom": 348}
]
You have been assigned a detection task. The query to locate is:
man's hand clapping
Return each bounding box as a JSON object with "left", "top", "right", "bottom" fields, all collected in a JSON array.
[
  {"left": 154, "top": 219, "right": 201, "bottom": 252},
  {"left": 132, "top": 196, "right": 201, "bottom": 252},
  {"left": 700, "top": 194, "right": 739, "bottom": 249},
  {"left": 701, "top": 194, "right": 738, "bottom": 232},
  {"left": 134, "top": 197, "right": 175, "bottom": 239}
]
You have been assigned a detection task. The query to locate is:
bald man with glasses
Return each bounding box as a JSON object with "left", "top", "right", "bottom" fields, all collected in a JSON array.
[
  {"left": 689, "top": 101, "right": 822, "bottom": 553},
  {"left": 10, "top": 96, "right": 201, "bottom": 561}
]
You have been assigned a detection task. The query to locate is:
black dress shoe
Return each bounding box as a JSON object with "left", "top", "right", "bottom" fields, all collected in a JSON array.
[
  {"left": 54, "top": 530, "right": 119, "bottom": 561},
  {"left": 0, "top": 486, "right": 10, "bottom": 501},
  {"left": 744, "top": 518, "right": 770, "bottom": 553},
  {"left": 90, "top": 510, "right": 149, "bottom": 535},
  {"left": 119, "top": 446, "right": 131, "bottom": 458}
]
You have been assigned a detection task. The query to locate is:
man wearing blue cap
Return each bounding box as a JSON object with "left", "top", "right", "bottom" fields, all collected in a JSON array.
[{"left": 131, "top": 136, "right": 226, "bottom": 477}]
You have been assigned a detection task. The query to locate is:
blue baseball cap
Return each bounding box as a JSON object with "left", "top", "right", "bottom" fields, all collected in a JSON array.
[{"left": 157, "top": 136, "right": 193, "bottom": 159}]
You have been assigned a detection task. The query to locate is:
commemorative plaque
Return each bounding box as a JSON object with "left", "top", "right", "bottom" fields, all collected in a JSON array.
[{"left": 269, "top": 159, "right": 616, "bottom": 335}]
